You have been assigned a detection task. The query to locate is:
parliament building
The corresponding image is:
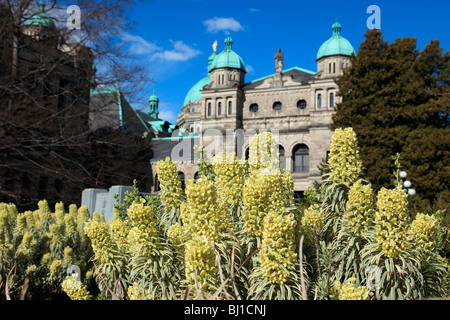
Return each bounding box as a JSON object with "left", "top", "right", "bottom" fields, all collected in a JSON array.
[{"left": 150, "top": 20, "right": 356, "bottom": 196}]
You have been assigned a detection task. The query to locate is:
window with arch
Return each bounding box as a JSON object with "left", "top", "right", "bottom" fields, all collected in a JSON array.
[
  {"left": 250, "top": 103, "right": 259, "bottom": 113},
  {"left": 228, "top": 101, "right": 232, "bottom": 115},
  {"left": 178, "top": 172, "right": 186, "bottom": 190},
  {"left": 293, "top": 144, "right": 310, "bottom": 173},
  {"left": 317, "top": 94, "right": 322, "bottom": 108},
  {"left": 297, "top": 100, "right": 307, "bottom": 110},
  {"left": 273, "top": 101, "right": 282, "bottom": 112},
  {"left": 194, "top": 172, "right": 200, "bottom": 180},
  {"left": 278, "top": 145, "right": 286, "bottom": 170},
  {"left": 218, "top": 102, "right": 222, "bottom": 115},
  {"left": 208, "top": 103, "right": 211, "bottom": 116},
  {"left": 329, "top": 92, "right": 335, "bottom": 107}
]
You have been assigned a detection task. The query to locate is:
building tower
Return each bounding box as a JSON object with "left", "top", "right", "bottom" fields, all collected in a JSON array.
[
  {"left": 148, "top": 89, "right": 160, "bottom": 119},
  {"left": 316, "top": 19, "right": 355, "bottom": 79}
]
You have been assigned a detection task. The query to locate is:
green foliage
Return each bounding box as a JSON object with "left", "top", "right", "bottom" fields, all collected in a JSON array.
[
  {"left": 3, "top": 130, "right": 449, "bottom": 300},
  {"left": 332, "top": 29, "right": 450, "bottom": 211},
  {"left": 0, "top": 201, "right": 96, "bottom": 300}
]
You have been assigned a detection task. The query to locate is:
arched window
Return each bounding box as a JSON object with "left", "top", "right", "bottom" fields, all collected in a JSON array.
[
  {"left": 245, "top": 147, "right": 250, "bottom": 160},
  {"left": 279, "top": 145, "right": 286, "bottom": 170},
  {"left": 218, "top": 102, "right": 222, "bottom": 115},
  {"left": 329, "top": 92, "right": 334, "bottom": 107},
  {"left": 178, "top": 172, "right": 186, "bottom": 190},
  {"left": 297, "top": 100, "right": 307, "bottom": 110},
  {"left": 250, "top": 104, "right": 259, "bottom": 113},
  {"left": 194, "top": 172, "right": 200, "bottom": 180},
  {"left": 273, "top": 101, "right": 282, "bottom": 112},
  {"left": 317, "top": 94, "right": 322, "bottom": 108},
  {"left": 293, "top": 144, "right": 309, "bottom": 173},
  {"left": 228, "top": 101, "right": 232, "bottom": 115},
  {"left": 208, "top": 103, "right": 211, "bottom": 116}
]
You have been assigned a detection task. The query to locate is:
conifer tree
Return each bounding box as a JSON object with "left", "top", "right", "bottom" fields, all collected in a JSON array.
[{"left": 332, "top": 29, "right": 450, "bottom": 210}]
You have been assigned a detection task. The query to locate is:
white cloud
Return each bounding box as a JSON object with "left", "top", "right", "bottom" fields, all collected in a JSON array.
[
  {"left": 119, "top": 34, "right": 202, "bottom": 63},
  {"left": 249, "top": 8, "right": 260, "bottom": 13},
  {"left": 120, "top": 32, "right": 162, "bottom": 55},
  {"left": 152, "top": 41, "right": 202, "bottom": 62},
  {"left": 203, "top": 17, "right": 244, "bottom": 34},
  {"left": 246, "top": 64, "right": 256, "bottom": 74},
  {"left": 158, "top": 108, "right": 178, "bottom": 124}
]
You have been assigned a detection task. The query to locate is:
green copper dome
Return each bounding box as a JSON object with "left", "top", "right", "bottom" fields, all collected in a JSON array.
[
  {"left": 316, "top": 20, "right": 355, "bottom": 60},
  {"left": 24, "top": 1, "right": 56, "bottom": 28},
  {"left": 183, "top": 76, "right": 211, "bottom": 107},
  {"left": 210, "top": 35, "right": 246, "bottom": 72}
]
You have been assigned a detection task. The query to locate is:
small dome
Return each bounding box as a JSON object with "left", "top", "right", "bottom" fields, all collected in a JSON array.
[
  {"left": 317, "top": 20, "right": 355, "bottom": 60},
  {"left": 183, "top": 77, "right": 211, "bottom": 107},
  {"left": 210, "top": 35, "right": 246, "bottom": 72},
  {"left": 24, "top": 1, "right": 56, "bottom": 28},
  {"left": 149, "top": 89, "right": 159, "bottom": 103}
]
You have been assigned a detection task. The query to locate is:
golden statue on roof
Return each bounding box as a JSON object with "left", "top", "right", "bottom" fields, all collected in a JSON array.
[{"left": 212, "top": 40, "right": 218, "bottom": 53}]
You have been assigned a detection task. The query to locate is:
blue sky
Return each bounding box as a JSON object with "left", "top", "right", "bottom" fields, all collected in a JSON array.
[{"left": 124, "top": 0, "right": 450, "bottom": 124}]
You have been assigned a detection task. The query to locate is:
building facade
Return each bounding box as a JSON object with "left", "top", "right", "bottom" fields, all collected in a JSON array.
[{"left": 152, "top": 20, "right": 355, "bottom": 196}]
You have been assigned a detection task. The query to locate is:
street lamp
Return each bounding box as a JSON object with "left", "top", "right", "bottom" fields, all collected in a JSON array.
[{"left": 399, "top": 170, "right": 415, "bottom": 196}]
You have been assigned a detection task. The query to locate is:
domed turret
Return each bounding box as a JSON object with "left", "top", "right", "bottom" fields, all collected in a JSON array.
[
  {"left": 316, "top": 19, "right": 355, "bottom": 60},
  {"left": 210, "top": 35, "right": 246, "bottom": 72},
  {"left": 148, "top": 89, "right": 160, "bottom": 118},
  {"left": 24, "top": 1, "right": 56, "bottom": 29},
  {"left": 23, "top": 1, "right": 58, "bottom": 42},
  {"left": 316, "top": 20, "right": 355, "bottom": 79}
]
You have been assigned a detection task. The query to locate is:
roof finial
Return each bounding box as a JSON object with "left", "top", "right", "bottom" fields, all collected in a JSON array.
[
  {"left": 224, "top": 34, "right": 233, "bottom": 52},
  {"left": 38, "top": 0, "right": 45, "bottom": 12},
  {"left": 332, "top": 19, "right": 342, "bottom": 36}
]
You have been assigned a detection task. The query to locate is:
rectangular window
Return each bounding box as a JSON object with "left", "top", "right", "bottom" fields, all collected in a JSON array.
[
  {"left": 208, "top": 103, "right": 211, "bottom": 116},
  {"left": 294, "top": 155, "right": 309, "bottom": 173},
  {"left": 228, "top": 101, "right": 232, "bottom": 115}
]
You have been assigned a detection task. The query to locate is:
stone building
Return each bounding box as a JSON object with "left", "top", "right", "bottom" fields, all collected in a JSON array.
[
  {"left": 151, "top": 20, "right": 355, "bottom": 196},
  {"left": 0, "top": 1, "right": 97, "bottom": 208}
]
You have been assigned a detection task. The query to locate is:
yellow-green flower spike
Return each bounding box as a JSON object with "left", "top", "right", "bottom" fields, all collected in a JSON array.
[
  {"left": 156, "top": 157, "right": 184, "bottom": 214},
  {"left": 346, "top": 180, "right": 376, "bottom": 236},
  {"left": 408, "top": 213, "right": 439, "bottom": 261},
  {"left": 62, "top": 274, "right": 91, "bottom": 300},
  {"left": 333, "top": 278, "right": 370, "bottom": 300},
  {"left": 300, "top": 204, "right": 326, "bottom": 243},
  {"left": 84, "top": 220, "right": 118, "bottom": 265},
  {"left": 182, "top": 176, "right": 228, "bottom": 242},
  {"left": 248, "top": 132, "right": 280, "bottom": 171},
  {"left": 260, "top": 209, "right": 297, "bottom": 284},
  {"left": 374, "top": 186, "right": 410, "bottom": 258},
  {"left": 185, "top": 235, "right": 218, "bottom": 297},
  {"left": 329, "top": 128, "right": 362, "bottom": 187}
]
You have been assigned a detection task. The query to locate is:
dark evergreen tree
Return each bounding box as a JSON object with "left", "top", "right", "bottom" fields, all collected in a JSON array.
[{"left": 332, "top": 29, "right": 450, "bottom": 210}]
